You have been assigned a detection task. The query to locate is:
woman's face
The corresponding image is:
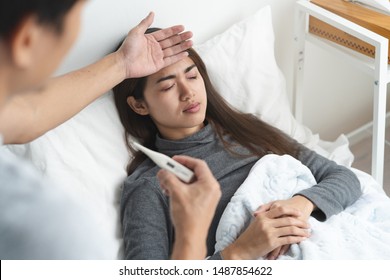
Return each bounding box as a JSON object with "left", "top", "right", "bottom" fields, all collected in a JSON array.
[{"left": 132, "top": 57, "right": 207, "bottom": 140}]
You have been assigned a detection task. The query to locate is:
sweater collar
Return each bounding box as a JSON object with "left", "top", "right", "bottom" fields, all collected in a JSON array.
[{"left": 155, "top": 124, "right": 217, "bottom": 156}]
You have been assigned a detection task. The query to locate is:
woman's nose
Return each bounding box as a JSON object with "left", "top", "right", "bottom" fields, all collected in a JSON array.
[{"left": 179, "top": 84, "right": 194, "bottom": 101}]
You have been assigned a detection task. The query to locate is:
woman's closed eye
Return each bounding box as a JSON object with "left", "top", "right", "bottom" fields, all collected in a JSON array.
[
  {"left": 188, "top": 75, "right": 197, "bottom": 80},
  {"left": 186, "top": 69, "right": 198, "bottom": 80},
  {"left": 161, "top": 83, "right": 175, "bottom": 92}
]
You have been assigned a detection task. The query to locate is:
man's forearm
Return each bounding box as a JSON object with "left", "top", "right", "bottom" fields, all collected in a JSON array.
[{"left": 0, "top": 52, "right": 125, "bottom": 144}]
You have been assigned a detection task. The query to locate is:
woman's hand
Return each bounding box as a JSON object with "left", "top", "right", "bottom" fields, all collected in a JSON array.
[
  {"left": 221, "top": 205, "right": 311, "bottom": 260},
  {"left": 157, "top": 155, "right": 221, "bottom": 260},
  {"left": 116, "top": 12, "right": 193, "bottom": 79},
  {"left": 255, "top": 195, "right": 315, "bottom": 260}
]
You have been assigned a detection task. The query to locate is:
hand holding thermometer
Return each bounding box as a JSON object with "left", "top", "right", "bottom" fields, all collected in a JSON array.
[{"left": 132, "top": 142, "right": 195, "bottom": 183}]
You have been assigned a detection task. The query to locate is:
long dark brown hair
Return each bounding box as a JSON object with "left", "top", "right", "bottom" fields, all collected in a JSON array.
[{"left": 113, "top": 29, "right": 300, "bottom": 175}]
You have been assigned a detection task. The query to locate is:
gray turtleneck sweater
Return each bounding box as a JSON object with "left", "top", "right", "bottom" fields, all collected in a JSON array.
[{"left": 121, "top": 125, "right": 361, "bottom": 260}]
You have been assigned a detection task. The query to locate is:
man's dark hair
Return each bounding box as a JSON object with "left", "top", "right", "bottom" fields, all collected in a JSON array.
[{"left": 0, "top": 0, "right": 81, "bottom": 40}]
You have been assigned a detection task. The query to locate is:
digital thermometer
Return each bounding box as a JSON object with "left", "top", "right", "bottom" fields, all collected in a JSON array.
[{"left": 132, "top": 142, "right": 195, "bottom": 183}]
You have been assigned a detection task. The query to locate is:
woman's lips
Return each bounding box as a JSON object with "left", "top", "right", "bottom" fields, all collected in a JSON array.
[{"left": 183, "top": 103, "right": 200, "bottom": 113}]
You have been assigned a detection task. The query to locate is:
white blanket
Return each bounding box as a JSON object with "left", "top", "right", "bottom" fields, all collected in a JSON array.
[{"left": 215, "top": 154, "right": 390, "bottom": 259}]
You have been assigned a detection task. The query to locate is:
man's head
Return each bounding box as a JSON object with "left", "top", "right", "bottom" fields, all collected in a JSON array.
[{"left": 0, "top": 0, "right": 86, "bottom": 95}]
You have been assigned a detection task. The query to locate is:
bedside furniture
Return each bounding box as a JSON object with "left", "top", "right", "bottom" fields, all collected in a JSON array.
[{"left": 293, "top": 0, "right": 389, "bottom": 186}]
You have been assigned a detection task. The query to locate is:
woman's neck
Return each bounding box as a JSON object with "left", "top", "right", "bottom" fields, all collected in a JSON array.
[{"left": 158, "top": 123, "right": 205, "bottom": 141}]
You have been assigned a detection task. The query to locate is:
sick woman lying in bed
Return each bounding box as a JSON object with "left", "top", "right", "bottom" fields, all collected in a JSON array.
[{"left": 113, "top": 30, "right": 362, "bottom": 260}]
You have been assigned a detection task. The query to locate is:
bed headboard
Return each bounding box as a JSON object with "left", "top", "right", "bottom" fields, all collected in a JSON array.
[{"left": 57, "top": 0, "right": 297, "bottom": 99}]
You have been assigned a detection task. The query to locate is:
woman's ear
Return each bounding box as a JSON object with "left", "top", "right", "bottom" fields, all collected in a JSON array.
[{"left": 127, "top": 96, "right": 149, "bottom": 115}]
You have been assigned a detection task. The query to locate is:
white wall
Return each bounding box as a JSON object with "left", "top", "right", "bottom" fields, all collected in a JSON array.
[
  {"left": 57, "top": 0, "right": 289, "bottom": 73},
  {"left": 56, "top": 0, "right": 389, "bottom": 141}
]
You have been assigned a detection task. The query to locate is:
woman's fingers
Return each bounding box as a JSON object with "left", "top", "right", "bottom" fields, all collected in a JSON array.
[
  {"left": 279, "top": 244, "right": 291, "bottom": 256},
  {"left": 253, "top": 211, "right": 311, "bottom": 248},
  {"left": 265, "top": 205, "right": 303, "bottom": 219},
  {"left": 271, "top": 215, "right": 310, "bottom": 230},
  {"left": 276, "top": 224, "right": 311, "bottom": 238},
  {"left": 278, "top": 235, "right": 308, "bottom": 247},
  {"left": 266, "top": 247, "right": 282, "bottom": 260},
  {"left": 253, "top": 202, "right": 272, "bottom": 216}
]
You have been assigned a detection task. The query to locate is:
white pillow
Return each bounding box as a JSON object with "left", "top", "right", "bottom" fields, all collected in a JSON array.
[
  {"left": 4, "top": 5, "right": 331, "bottom": 259},
  {"left": 194, "top": 5, "right": 316, "bottom": 146}
]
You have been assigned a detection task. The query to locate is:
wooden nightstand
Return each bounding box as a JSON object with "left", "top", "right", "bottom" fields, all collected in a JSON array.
[{"left": 294, "top": 0, "right": 389, "bottom": 186}]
